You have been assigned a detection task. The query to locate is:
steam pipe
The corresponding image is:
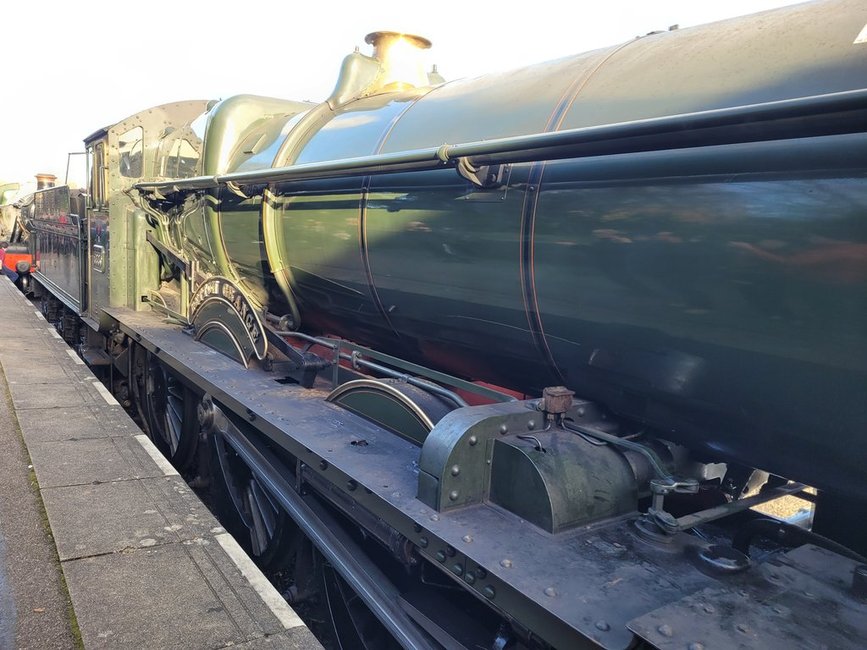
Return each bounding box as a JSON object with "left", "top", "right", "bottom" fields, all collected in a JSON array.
[{"left": 136, "top": 88, "right": 867, "bottom": 195}]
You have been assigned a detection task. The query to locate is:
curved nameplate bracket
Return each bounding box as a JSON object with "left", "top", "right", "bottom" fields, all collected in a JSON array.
[{"left": 190, "top": 276, "right": 268, "bottom": 366}]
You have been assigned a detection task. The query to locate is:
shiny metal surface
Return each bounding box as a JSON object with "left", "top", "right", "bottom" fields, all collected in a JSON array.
[{"left": 30, "top": 186, "right": 83, "bottom": 311}]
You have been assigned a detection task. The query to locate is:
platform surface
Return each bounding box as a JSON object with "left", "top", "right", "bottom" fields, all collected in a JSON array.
[{"left": 0, "top": 278, "right": 321, "bottom": 649}]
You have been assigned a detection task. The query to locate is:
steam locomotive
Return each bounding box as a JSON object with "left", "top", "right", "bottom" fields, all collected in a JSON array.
[{"left": 22, "top": 0, "right": 867, "bottom": 647}]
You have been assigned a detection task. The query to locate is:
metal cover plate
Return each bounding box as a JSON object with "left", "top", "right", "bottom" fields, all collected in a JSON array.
[{"left": 628, "top": 544, "right": 867, "bottom": 650}]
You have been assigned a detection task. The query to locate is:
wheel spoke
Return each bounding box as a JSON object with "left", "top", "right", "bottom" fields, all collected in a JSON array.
[
  {"left": 250, "top": 480, "right": 277, "bottom": 538},
  {"left": 140, "top": 354, "right": 196, "bottom": 468},
  {"left": 246, "top": 488, "right": 269, "bottom": 555},
  {"left": 167, "top": 401, "right": 183, "bottom": 451},
  {"left": 210, "top": 431, "right": 297, "bottom": 571},
  {"left": 322, "top": 563, "right": 396, "bottom": 650}
]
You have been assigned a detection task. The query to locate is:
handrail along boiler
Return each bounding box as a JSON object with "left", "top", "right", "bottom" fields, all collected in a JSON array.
[{"left": 23, "top": 1, "right": 867, "bottom": 648}]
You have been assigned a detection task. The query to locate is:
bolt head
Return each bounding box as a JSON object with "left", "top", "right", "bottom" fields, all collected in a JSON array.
[{"left": 657, "top": 624, "right": 673, "bottom": 638}]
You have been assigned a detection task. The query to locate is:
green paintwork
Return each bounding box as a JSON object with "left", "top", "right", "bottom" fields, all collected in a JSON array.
[
  {"left": 198, "top": 95, "right": 313, "bottom": 307},
  {"left": 169, "top": 1, "right": 867, "bottom": 497},
  {"left": 416, "top": 399, "right": 637, "bottom": 531},
  {"left": 489, "top": 433, "right": 636, "bottom": 533},
  {"left": 83, "top": 100, "right": 209, "bottom": 328},
  {"left": 30, "top": 185, "right": 83, "bottom": 310}
]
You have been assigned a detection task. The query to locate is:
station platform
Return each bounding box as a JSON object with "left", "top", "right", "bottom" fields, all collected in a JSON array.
[{"left": 0, "top": 278, "right": 321, "bottom": 649}]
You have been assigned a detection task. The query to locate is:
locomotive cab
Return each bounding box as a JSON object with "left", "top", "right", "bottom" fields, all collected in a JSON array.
[{"left": 80, "top": 100, "right": 210, "bottom": 330}]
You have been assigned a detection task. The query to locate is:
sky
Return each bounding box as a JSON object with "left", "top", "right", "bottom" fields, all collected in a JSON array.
[{"left": 0, "top": 0, "right": 802, "bottom": 189}]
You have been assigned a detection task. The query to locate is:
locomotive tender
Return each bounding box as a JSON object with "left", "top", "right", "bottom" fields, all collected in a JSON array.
[{"left": 23, "top": 1, "right": 867, "bottom": 647}]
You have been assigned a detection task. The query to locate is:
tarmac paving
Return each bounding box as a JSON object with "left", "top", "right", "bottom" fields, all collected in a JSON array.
[{"left": 0, "top": 277, "right": 322, "bottom": 649}]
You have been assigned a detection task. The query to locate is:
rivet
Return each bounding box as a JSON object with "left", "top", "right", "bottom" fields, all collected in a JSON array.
[
  {"left": 452, "top": 563, "right": 463, "bottom": 576},
  {"left": 688, "top": 643, "right": 705, "bottom": 650},
  {"left": 772, "top": 606, "right": 784, "bottom": 614},
  {"left": 702, "top": 604, "right": 715, "bottom": 614},
  {"left": 346, "top": 479, "right": 357, "bottom": 491},
  {"left": 483, "top": 585, "right": 496, "bottom": 599},
  {"left": 527, "top": 419, "right": 536, "bottom": 430},
  {"left": 436, "top": 551, "right": 446, "bottom": 563},
  {"left": 449, "top": 490, "right": 459, "bottom": 501},
  {"left": 736, "top": 623, "right": 750, "bottom": 634},
  {"left": 476, "top": 567, "right": 487, "bottom": 579},
  {"left": 500, "top": 559, "right": 512, "bottom": 568},
  {"left": 577, "top": 407, "right": 586, "bottom": 417},
  {"left": 419, "top": 537, "right": 429, "bottom": 548},
  {"left": 430, "top": 514, "right": 439, "bottom": 522},
  {"left": 803, "top": 591, "right": 816, "bottom": 600},
  {"left": 450, "top": 465, "right": 460, "bottom": 476},
  {"left": 464, "top": 571, "right": 476, "bottom": 585},
  {"left": 595, "top": 620, "right": 610, "bottom": 632},
  {"left": 544, "top": 587, "right": 557, "bottom": 597},
  {"left": 468, "top": 435, "right": 478, "bottom": 446},
  {"left": 462, "top": 534, "right": 473, "bottom": 543},
  {"left": 446, "top": 546, "right": 456, "bottom": 557},
  {"left": 413, "top": 524, "right": 422, "bottom": 533},
  {"left": 657, "top": 624, "right": 673, "bottom": 638},
  {"left": 319, "top": 460, "right": 328, "bottom": 470},
  {"left": 499, "top": 424, "right": 508, "bottom": 434}
]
